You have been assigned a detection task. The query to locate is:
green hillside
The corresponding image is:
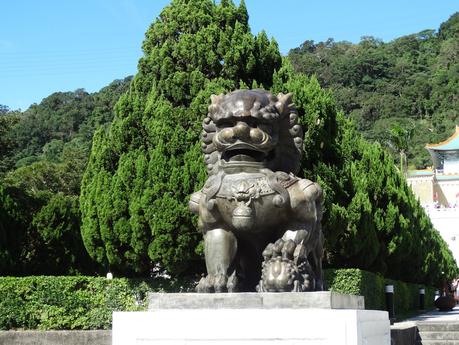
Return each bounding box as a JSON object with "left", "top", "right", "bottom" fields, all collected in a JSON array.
[
  {"left": 288, "top": 12, "right": 459, "bottom": 169},
  {"left": 0, "top": 77, "right": 131, "bottom": 275}
]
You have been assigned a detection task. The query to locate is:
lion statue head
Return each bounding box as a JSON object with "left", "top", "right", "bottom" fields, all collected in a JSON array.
[{"left": 201, "top": 89, "right": 303, "bottom": 175}]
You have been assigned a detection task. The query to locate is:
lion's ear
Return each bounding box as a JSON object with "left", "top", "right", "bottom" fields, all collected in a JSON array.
[
  {"left": 275, "top": 93, "right": 293, "bottom": 116},
  {"left": 210, "top": 94, "right": 224, "bottom": 105}
]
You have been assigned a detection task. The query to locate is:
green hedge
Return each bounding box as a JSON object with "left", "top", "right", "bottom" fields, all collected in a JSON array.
[
  {"left": 325, "top": 268, "right": 436, "bottom": 314},
  {"left": 0, "top": 270, "right": 435, "bottom": 330},
  {"left": 0, "top": 276, "right": 192, "bottom": 330}
]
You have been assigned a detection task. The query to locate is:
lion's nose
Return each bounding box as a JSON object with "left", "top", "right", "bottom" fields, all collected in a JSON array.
[{"left": 233, "top": 121, "right": 250, "bottom": 140}]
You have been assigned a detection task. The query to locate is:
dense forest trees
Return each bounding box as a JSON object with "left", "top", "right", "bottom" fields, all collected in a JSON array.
[
  {"left": 0, "top": 77, "right": 131, "bottom": 275},
  {"left": 0, "top": 2, "right": 457, "bottom": 285},
  {"left": 270, "top": 62, "right": 457, "bottom": 285},
  {"left": 288, "top": 12, "right": 459, "bottom": 169}
]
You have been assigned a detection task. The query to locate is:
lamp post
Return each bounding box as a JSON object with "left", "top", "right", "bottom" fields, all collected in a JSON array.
[
  {"left": 419, "top": 288, "right": 425, "bottom": 310},
  {"left": 385, "top": 284, "right": 395, "bottom": 324}
]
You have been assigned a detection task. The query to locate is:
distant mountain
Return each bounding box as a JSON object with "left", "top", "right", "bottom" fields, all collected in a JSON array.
[
  {"left": 288, "top": 12, "right": 459, "bottom": 168},
  {"left": 1, "top": 76, "right": 132, "bottom": 175},
  {"left": 0, "top": 77, "right": 131, "bottom": 275}
]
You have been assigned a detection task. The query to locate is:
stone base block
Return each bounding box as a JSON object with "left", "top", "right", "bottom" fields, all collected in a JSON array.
[
  {"left": 0, "top": 330, "right": 111, "bottom": 345},
  {"left": 113, "top": 308, "right": 390, "bottom": 344},
  {"left": 148, "top": 291, "right": 365, "bottom": 310}
]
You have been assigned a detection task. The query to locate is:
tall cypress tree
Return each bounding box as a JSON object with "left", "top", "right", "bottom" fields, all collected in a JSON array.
[
  {"left": 80, "top": 0, "right": 281, "bottom": 275},
  {"left": 271, "top": 60, "right": 457, "bottom": 285}
]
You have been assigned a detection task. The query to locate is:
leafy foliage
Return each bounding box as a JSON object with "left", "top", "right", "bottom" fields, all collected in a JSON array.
[
  {"left": 325, "top": 268, "right": 436, "bottom": 314},
  {"left": 271, "top": 61, "right": 458, "bottom": 285},
  {"left": 29, "top": 194, "right": 97, "bottom": 275},
  {"left": 0, "top": 183, "right": 29, "bottom": 275},
  {"left": 0, "top": 271, "right": 433, "bottom": 330},
  {"left": 0, "top": 78, "right": 132, "bottom": 276},
  {"left": 0, "top": 180, "right": 98, "bottom": 275},
  {"left": 7, "top": 77, "right": 131, "bottom": 169},
  {"left": 80, "top": 0, "right": 281, "bottom": 276},
  {"left": 0, "top": 110, "right": 20, "bottom": 175},
  {"left": 288, "top": 12, "right": 459, "bottom": 168},
  {"left": 0, "top": 276, "right": 156, "bottom": 330}
]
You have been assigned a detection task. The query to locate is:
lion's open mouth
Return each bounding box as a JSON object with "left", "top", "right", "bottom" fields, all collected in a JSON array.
[{"left": 222, "top": 148, "right": 271, "bottom": 162}]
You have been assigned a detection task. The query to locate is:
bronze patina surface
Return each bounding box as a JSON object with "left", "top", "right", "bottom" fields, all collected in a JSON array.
[{"left": 189, "top": 90, "right": 324, "bottom": 292}]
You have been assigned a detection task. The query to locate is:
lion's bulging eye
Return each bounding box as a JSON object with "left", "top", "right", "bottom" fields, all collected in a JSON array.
[
  {"left": 219, "top": 128, "right": 237, "bottom": 143},
  {"left": 250, "top": 128, "right": 264, "bottom": 143}
]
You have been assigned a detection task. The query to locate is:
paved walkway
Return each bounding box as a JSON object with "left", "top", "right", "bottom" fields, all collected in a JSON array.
[
  {"left": 390, "top": 306, "right": 459, "bottom": 344},
  {"left": 406, "top": 306, "right": 459, "bottom": 322},
  {"left": 391, "top": 306, "right": 459, "bottom": 329}
]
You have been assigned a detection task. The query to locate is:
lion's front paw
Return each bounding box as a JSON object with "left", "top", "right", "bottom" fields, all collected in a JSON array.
[
  {"left": 196, "top": 273, "right": 238, "bottom": 293},
  {"left": 196, "top": 274, "right": 213, "bottom": 293}
]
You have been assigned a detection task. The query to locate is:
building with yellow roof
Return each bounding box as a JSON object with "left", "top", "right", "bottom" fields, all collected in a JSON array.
[
  {"left": 407, "top": 126, "right": 459, "bottom": 264},
  {"left": 408, "top": 125, "right": 459, "bottom": 208}
]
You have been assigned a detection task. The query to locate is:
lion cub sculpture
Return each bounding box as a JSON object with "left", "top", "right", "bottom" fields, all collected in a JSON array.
[{"left": 189, "top": 89, "right": 324, "bottom": 293}]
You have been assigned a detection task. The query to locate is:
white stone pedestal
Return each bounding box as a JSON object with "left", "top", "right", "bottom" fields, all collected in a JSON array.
[{"left": 112, "top": 293, "right": 390, "bottom": 345}]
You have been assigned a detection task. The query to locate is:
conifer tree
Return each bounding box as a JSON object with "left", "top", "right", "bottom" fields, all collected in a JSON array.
[
  {"left": 80, "top": 0, "right": 281, "bottom": 275},
  {"left": 271, "top": 61, "right": 457, "bottom": 285},
  {"left": 0, "top": 183, "right": 25, "bottom": 274}
]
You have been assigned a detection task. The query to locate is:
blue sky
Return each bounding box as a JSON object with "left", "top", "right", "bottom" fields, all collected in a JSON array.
[{"left": 0, "top": 0, "right": 457, "bottom": 111}]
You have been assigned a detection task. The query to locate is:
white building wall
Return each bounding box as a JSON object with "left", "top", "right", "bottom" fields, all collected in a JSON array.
[
  {"left": 436, "top": 180, "right": 459, "bottom": 207},
  {"left": 426, "top": 208, "right": 459, "bottom": 265},
  {"left": 406, "top": 176, "right": 434, "bottom": 205},
  {"left": 444, "top": 159, "right": 459, "bottom": 174}
]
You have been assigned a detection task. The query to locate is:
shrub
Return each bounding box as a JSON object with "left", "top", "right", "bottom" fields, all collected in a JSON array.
[
  {"left": 0, "top": 271, "right": 435, "bottom": 330},
  {"left": 325, "top": 268, "right": 436, "bottom": 314},
  {"left": 0, "top": 276, "right": 192, "bottom": 330}
]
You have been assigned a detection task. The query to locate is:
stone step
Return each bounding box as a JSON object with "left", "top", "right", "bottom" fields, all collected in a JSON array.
[
  {"left": 416, "top": 341, "right": 459, "bottom": 345},
  {"left": 415, "top": 321, "right": 459, "bottom": 344},
  {"left": 419, "top": 331, "right": 459, "bottom": 340},
  {"left": 417, "top": 323, "right": 459, "bottom": 332}
]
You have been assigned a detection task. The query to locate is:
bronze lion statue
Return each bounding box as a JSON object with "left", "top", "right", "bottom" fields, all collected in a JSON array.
[{"left": 189, "top": 89, "right": 324, "bottom": 293}]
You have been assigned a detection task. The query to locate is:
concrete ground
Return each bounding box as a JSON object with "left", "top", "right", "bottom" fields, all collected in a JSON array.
[
  {"left": 390, "top": 307, "right": 459, "bottom": 345},
  {"left": 406, "top": 306, "right": 459, "bottom": 322}
]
